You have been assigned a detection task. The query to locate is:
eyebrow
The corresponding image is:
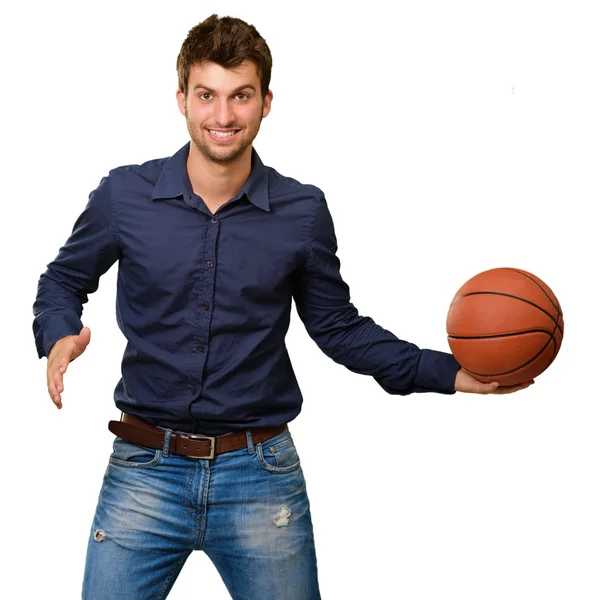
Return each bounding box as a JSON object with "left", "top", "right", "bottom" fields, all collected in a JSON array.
[{"left": 192, "top": 84, "right": 257, "bottom": 94}]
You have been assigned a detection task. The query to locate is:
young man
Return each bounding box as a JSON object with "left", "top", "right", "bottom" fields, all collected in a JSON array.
[{"left": 32, "top": 14, "right": 533, "bottom": 600}]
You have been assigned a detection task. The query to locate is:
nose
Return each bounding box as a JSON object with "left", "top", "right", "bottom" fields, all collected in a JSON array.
[{"left": 213, "top": 97, "right": 235, "bottom": 127}]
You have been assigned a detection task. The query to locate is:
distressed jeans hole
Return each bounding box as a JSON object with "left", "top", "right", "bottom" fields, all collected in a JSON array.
[
  {"left": 274, "top": 505, "right": 291, "bottom": 527},
  {"left": 94, "top": 530, "right": 105, "bottom": 542}
]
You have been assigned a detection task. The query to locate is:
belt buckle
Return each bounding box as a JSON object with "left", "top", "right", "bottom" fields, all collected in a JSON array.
[{"left": 184, "top": 434, "right": 216, "bottom": 459}]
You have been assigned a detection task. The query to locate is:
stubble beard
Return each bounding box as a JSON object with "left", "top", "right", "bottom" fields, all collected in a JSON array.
[{"left": 186, "top": 104, "right": 264, "bottom": 165}]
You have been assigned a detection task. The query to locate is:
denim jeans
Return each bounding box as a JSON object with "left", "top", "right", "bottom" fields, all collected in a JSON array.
[{"left": 82, "top": 426, "right": 321, "bottom": 599}]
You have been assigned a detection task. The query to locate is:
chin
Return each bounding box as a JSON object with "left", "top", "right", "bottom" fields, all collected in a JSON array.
[{"left": 207, "top": 149, "right": 243, "bottom": 164}]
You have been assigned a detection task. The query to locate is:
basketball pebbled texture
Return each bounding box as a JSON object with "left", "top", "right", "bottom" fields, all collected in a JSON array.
[{"left": 446, "top": 268, "right": 564, "bottom": 386}]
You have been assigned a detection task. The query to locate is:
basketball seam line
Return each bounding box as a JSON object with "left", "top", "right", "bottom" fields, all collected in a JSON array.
[
  {"left": 506, "top": 268, "right": 562, "bottom": 317},
  {"left": 451, "top": 291, "right": 564, "bottom": 336},
  {"left": 462, "top": 332, "right": 556, "bottom": 377},
  {"left": 507, "top": 270, "right": 564, "bottom": 362},
  {"left": 448, "top": 329, "right": 551, "bottom": 340}
]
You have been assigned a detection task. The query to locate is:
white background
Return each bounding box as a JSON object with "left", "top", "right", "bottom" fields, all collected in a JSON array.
[{"left": 2, "top": 0, "right": 589, "bottom": 598}]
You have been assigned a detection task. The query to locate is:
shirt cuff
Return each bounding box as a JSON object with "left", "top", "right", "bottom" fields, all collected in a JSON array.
[
  {"left": 414, "top": 349, "right": 461, "bottom": 394},
  {"left": 35, "top": 314, "right": 83, "bottom": 359}
]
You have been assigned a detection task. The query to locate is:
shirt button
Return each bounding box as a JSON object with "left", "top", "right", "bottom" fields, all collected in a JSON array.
[
  {"left": 190, "top": 386, "right": 197, "bottom": 395},
  {"left": 211, "top": 218, "right": 217, "bottom": 224},
  {"left": 198, "top": 345, "right": 205, "bottom": 352},
  {"left": 207, "top": 260, "right": 214, "bottom": 268},
  {"left": 202, "top": 303, "right": 209, "bottom": 310}
]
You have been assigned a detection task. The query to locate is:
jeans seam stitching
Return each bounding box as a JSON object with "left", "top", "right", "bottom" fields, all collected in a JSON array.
[
  {"left": 108, "top": 450, "right": 162, "bottom": 469},
  {"left": 157, "top": 550, "right": 191, "bottom": 599},
  {"left": 255, "top": 443, "right": 300, "bottom": 473}
]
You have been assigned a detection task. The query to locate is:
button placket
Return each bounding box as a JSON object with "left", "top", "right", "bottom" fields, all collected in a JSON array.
[{"left": 187, "top": 213, "right": 219, "bottom": 399}]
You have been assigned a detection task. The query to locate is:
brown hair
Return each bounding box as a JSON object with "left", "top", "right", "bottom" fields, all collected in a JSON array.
[{"left": 176, "top": 14, "right": 273, "bottom": 98}]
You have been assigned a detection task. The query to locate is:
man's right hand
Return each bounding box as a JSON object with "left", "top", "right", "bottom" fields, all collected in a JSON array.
[{"left": 47, "top": 326, "right": 91, "bottom": 409}]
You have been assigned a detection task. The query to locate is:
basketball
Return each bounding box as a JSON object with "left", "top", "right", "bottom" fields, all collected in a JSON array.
[{"left": 446, "top": 268, "right": 564, "bottom": 386}]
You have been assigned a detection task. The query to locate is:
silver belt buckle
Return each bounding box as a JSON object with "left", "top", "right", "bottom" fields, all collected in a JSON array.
[{"left": 185, "top": 434, "right": 216, "bottom": 459}]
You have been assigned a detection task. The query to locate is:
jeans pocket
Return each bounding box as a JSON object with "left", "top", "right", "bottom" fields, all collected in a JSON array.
[
  {"left": 255, "top": 431, "right": 301, "bottom": 474},
  {"left": 108, "top": 436, "right": 163, "bottom": 469}
]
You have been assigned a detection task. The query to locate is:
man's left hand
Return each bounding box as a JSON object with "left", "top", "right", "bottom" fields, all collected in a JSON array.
[{"left": 454, "top": 368, "right": 535, "bottom": 394}]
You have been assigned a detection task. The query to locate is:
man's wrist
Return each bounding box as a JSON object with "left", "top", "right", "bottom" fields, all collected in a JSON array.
[{"left": 415, "top": 349, "right": 462, "bottom": 394}]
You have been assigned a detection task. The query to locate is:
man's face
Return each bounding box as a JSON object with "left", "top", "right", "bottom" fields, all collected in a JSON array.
[{"left": 177, "top": 60, "right": 272, "bottom": 164}]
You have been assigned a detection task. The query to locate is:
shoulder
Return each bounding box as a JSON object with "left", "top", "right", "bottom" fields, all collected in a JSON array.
[
  {"left": 106, "top": 154, "right": 169, "bottom": 187},
  {"left": 266, "top": 165, "right": 325, "bottom": 204}
]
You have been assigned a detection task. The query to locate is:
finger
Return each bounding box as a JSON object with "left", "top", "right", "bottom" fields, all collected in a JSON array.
[
  {"left": 47, "top": 369, "right": 62, "bottom": 409},
  {"left": 507, "top": 380, "right": 534, "bottom": 393},
  {"left": 494, "top": 380, "right": 535, "bottom": 394},
  {"left": 53, "top": 371, "right": 64, "bottom": 397},
  {"left": 52, "top": 362, "right": 64, "bottom": 395},
  {"left": 48, "top": 356, "right": 68, "bottom": 408}
]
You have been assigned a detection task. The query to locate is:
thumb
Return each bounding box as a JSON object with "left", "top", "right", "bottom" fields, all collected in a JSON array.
[
  {"left": 75, "top": 326, "right": 91, "bottom": 353},
  {"left": 481, "top": 381, "right": 500, "bottom": 393}
]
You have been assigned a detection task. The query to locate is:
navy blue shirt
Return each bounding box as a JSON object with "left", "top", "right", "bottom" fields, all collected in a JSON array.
[{"left": 33, "top": 142, "right": 460, "bottom": 435}]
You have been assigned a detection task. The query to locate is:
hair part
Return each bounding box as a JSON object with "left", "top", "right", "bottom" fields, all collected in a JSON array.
[{"left": 176, "top": 14, "right": 273, "bottom": 98}]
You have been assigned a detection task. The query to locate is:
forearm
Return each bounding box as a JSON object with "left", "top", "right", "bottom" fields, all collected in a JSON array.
[
  {"left": 299, "top": 301, "right": 460, "bottom": 394},
  {"left": 32, "top": 173, "right": 120, "bottom": 358},
  {"left": 293, "top": 194, "right": 460, "bottom": 394},
  {"left": 33, "top": 269, "right": 85, "bottom": 358}
]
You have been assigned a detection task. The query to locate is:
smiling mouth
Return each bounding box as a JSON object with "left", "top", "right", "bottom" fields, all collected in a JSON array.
[{"left": 207, "top": 129, "right": 241, "bottom": 139}]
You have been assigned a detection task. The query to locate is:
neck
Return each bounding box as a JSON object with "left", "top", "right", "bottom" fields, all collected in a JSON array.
[{"left": 186, "top": 142, "right": 253, "bottom": 203}]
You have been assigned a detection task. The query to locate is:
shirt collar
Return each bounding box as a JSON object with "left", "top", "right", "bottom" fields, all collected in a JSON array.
[{"left": 151, "top": 141, "right": 270, "bottom": 212}]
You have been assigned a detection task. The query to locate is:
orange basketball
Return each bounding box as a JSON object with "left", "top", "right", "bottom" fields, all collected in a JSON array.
[{"left": 446, "top": 268, "right": 564, "bottom": 386}]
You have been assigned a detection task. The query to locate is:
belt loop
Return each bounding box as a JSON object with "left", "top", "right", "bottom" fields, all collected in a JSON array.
[
  {"left": 162, "top": 429, "right": 172, "bottom": 457},
  {"left": 245, "top": 429, "right": 255, "bottom": 455}
]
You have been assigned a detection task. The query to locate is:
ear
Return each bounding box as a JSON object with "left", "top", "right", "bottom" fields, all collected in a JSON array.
[
  {"left": 262, "top": 89, "right": 273, "bottom": 118},
  {"left": 176, "top": 89, "right": 187, "bottom": 116}
]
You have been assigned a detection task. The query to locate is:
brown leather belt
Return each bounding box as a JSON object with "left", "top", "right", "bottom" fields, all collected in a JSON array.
[{"left": 108, "top": 413, "right": 287, "bottom": 460}]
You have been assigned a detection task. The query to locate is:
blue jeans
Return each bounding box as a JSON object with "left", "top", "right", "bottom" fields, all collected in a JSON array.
[{"left": 82, "top": 426, "right": 321, "bottom": 599}]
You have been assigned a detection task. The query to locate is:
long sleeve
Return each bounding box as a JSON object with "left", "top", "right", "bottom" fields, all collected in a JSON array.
[
  {"left": 32, "top": 174, "right": 120, "bottom": 358},
  {"left": 291, "top": 194, "right": 460, "bottom": 395}
]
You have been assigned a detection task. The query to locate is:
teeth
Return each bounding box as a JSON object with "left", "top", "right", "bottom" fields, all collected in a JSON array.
[{"left": 209, "top": 130, "right": 237, "bottom": 138}]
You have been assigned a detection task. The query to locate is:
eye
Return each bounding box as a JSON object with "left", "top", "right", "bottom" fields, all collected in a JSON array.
[
  {"left": 199, "top": 92, "right": 212, "bottom": 101},
  {"left": 236, "top": 93, "right": 249, "bottom": 100}
]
